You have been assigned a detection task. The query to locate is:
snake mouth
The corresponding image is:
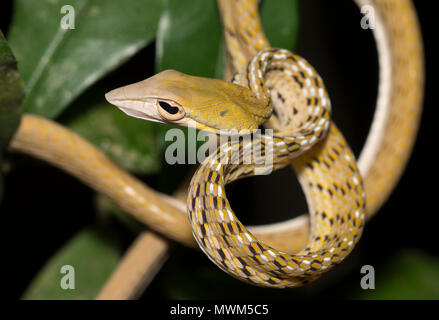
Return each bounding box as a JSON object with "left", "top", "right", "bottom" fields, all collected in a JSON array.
[
  {"left": 117, "top": 106, "right": 162, "bottom": 123},
  {"left": 105, "top": 90, "right": 163, "bottom": 123}
]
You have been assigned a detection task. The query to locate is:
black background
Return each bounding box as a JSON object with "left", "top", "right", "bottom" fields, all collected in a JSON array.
[{"left": 1, "top": 0, "right": 437, "bottom": 299}]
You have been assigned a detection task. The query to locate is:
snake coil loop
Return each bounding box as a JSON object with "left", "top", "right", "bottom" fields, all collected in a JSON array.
[{"left": 187, "top": 48, "right": 366, "bottom": 288}]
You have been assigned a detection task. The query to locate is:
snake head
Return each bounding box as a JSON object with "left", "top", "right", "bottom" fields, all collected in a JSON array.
[
  {"left": 105, "top": 70, "right": 269, "bottom": 134},
  {"left": 105, "top": 70, "right": 187, "bottom": 126}
]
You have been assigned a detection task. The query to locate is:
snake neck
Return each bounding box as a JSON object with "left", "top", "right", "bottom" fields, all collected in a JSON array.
[{"left": 218, "top": 0, "right": 270, "bottom": 76}]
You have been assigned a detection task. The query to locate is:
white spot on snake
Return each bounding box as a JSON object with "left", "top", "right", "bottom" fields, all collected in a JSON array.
[
  {"left": 352, "top": 176, "right": 360, "bottom": 185},
  {"left": 260, "top": 254, "right": 269, "bottom": 262},
  {"left": 302, "top": 260, "right": 310, "bottom": 265},
  {"left": 276, "top": 141, "right": 285, "bottom": 147},
  {"left": 227, "top": 209, "right": 234, "bottom": 221},
  {"left": 250, "top": 61, "right": 256, "bottom": 73},
  {"left": 273, "top": 53, "right": 287, "bottom": 60},
  {"left": 348, "top": 241, "right": 354, "bottom": 246},
  {"left": 124, "top": 186, "right": 136, "bottom": 196},
  {"left": 267, "top": 250, "right": 276, "bottom": 257},
  {"left": 244, "top": 233, "right": 253, "bottom": 242},
  {"left": 323, "top": 257, "right": 331, "bottom": 262},
  {"left": 298, "top": 60, "right": 306, "bottom": 68},
  {"left": 217, "top": 185, "right": 223, "bottom": 197},
  {"left": 260, "top": 51, "right": 270, "bottom": 61},
  {"left": 150, "top": 205, "right": 159, "bottom": 213}
]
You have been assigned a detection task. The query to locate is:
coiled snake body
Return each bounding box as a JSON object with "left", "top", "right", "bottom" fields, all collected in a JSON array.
[
  {"left": 9, "top": 0, "right": 423, "bottom": 289},
  {"left": 106, "top": 28, "right": 365, "bottom": 287},
  {"left": 186, "top": 50, "right": 367, "bottom": 287}
]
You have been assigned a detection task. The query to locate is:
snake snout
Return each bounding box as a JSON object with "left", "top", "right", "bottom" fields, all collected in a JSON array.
[{"left": 105, "top": 88, "right": 123, "bottom": 104}]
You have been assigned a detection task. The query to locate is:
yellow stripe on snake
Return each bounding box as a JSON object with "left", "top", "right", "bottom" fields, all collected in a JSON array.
[{"left": 9, "top": 0, "right": 423, "bottom": 288}]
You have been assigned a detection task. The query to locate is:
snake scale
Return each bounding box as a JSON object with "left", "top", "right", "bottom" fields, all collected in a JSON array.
[{"left": 9, "top": 0, "right": 423, "bottom": 288}]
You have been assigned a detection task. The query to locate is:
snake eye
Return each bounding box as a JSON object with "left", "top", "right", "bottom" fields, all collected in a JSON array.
[{"left": 157, "top": 100, "right": 185, "bottom": 121}]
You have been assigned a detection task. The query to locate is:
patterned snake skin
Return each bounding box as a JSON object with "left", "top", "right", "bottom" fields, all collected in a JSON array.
[{"left": 187, "top": 48, "right": 365, "bottom": 287}]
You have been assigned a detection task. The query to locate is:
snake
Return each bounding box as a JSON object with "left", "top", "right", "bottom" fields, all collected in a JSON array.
[
  {"left": 105, "top": 45, "right": 365, "bottom": 287},
  {"left": 8, "top": 0, "right": 423, "bottom": 287}
]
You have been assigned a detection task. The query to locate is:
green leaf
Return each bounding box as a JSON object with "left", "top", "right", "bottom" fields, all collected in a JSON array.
[
  {"left": 156, "top": 0, "right": 299, "bottom": 78},
  {"left": 155, "top": 0, "right": 223, "bottom": 77},
  {"left": 355, "top": 249, "right": 439, "bottom": 299},
  {"left": 0, "top": 30, "right": 24, "bottom": 151},
  {"left": 0, "top": 30, "right": 25, "bottom": 203},
  {"left": 63, "top": 91, "right": 163, "bottom": 174},
  {"left": 8, "top": 0, "right": 164, "bottom": 119},
  {"left": 22, "top": 227, "right": 122, "bottom": 300},
  {"left": 261, "top": 0, "right": 299, "bottom": 51}
]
